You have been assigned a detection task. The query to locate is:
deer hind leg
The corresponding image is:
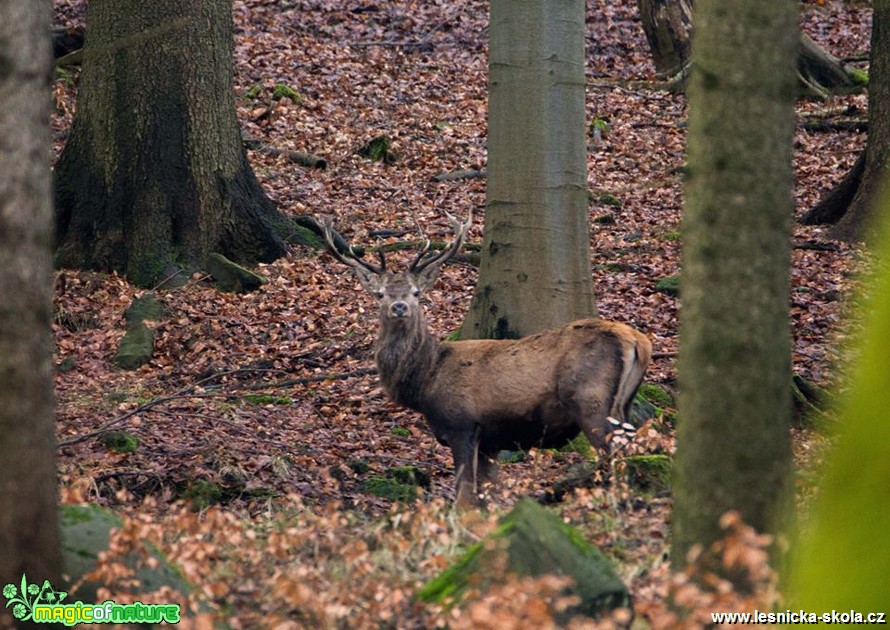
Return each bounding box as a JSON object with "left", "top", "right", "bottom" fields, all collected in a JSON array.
[
  {"left": 575, "top": 401, "right": 612, "bottom": 450},
  {"left": 572, "top": 340, "right": 649, "bottom": 450},
  {"left": 477, "top": 448, "right": 499, "bottom": 487}
]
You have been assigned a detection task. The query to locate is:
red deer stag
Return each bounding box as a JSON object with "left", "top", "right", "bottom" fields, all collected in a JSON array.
[{"left": 322, "top": 212, "right": 651, "bottom": 506}]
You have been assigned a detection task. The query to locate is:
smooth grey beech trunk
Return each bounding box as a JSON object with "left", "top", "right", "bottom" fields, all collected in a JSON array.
[
  {"left": 672, "top": 0, "right": 796, "bottom": 569},
  {"left": 462, "top": 0, "right": 595, "bottom": 340}
]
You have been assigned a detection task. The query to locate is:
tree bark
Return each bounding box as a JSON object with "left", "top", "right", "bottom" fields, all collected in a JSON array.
[
  {"left": 637, "top": 0, "right": 694, "bottom": 76},
  {"left": 672, "top": 0, "right": 795, "bottom": 572},
  {"left": 55, "top": 0, "right": 288, "bottom": 288},
  {"left": 637, "top": 0, "right": 862, "bottom": 94},
  {"left": 801, "top": 150, "right": 865, "bottom": 225},
  {"left": 0, "top": 0, "right": 63, "bottom": 602},
  {"left": 826, "top": 3, "right": 890, "bottom": 242},
  {"left": 461, "top": 0, "right": 595, "bottom": 340}
]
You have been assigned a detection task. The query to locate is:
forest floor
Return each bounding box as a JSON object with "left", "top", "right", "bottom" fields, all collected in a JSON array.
[{"left": 49, "top": 0, "right": 870, "bottom": 627}]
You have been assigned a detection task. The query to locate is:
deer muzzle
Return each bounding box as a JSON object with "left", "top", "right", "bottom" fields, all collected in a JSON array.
[{"left": 389, "top": 301, "right": 410, "bottom": 318}]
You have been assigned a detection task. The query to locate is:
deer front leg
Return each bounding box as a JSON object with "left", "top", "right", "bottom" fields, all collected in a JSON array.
[{"left": 449, "top": 430, "right": 482, "bottom": 507}]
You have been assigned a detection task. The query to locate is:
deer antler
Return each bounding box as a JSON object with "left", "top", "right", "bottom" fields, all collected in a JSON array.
[
  {"left": 321, "top": 216, "right": 386, "bottom": 275},
  {"left": 409, "top": 209, "right": 473, "bottom": 274}
]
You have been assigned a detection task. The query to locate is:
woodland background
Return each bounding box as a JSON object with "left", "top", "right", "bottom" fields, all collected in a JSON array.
[{"left": 6, "top": 0, "right": 877, "bottom": 626}]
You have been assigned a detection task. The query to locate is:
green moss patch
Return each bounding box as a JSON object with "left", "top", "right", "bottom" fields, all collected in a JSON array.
[
  {"left": 99, "top": 431, "right": 140, "bottom": 454},
  {"left": 623, "top": 454, "right": 671, "bottom": 494}
]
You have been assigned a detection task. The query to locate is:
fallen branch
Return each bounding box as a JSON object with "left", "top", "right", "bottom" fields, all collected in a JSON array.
[
  {"left": 253, "top": 145, "right": 327, "bottom": 169},
  {"left": 431, "top": 168, "right": 486, "bottom": 182},
  {"left": 245, "top": 367, "right": 378, "bottom": 390},
  {"left": 242, "top": 133, "right": 327, "bottom": 169}
]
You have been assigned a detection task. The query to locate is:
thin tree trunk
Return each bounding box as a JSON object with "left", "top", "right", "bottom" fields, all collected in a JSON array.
[
  {"left": 462, "top": 0, "right": 594, "bottom": 340},
  {"left": 0, "top": 0, "right": 63, "bottom": 604},
  {"left": 55, "top": 0, "right": 288, "bottom": 288},
  {"left": 672, "top": 0, "right": 796, "bottom": 572}
]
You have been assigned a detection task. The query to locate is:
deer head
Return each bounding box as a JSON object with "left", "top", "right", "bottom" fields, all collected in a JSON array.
[{"left": 321, "top": 211, "right": 472, "bottom": 324}]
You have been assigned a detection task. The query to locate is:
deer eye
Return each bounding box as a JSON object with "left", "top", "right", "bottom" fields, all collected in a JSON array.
[
  {"left": 410, "top": 288, "right": 420, "bottom": 297},
  {"left": 375, "top": 289, "right": 385, "bottom": 299}
]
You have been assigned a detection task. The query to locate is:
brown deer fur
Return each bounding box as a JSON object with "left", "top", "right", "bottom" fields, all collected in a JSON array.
[{"left": 322, "top": 213, "right": 651, "bottom": 505}]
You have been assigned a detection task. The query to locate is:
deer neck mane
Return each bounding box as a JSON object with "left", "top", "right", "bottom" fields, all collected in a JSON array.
[{"left": 375, "top": 313, "right": 439, "bottom": 409}]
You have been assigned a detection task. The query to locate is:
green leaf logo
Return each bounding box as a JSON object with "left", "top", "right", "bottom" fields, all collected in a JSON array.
[{"left": 2, "top": 575, "right": 66, "bottom": 622}]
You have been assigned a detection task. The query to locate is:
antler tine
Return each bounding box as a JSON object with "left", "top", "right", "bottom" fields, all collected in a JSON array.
[
  {"left": 408, "top": 237, "right": 432, "bottom": 270},
  {"left": 410, "top": 209, "right": 473, "bottom": 274},
  {"left": 320, "top": 216, "right": 386, "bottom": 275}
]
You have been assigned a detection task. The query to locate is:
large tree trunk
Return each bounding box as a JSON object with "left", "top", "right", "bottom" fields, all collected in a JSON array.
[
  {"left": 637, "top": 0, "right": 694, "bottom": 76},
  {"left": 55, "top": 0, "right": 288, "bottom": 288},
  {"left": 825, "top": 4, "right": 890, "bottom": 243},
  {"left": 461, "top": 0, "right": 595, "bottom": 340},
  {"left": 672, "top": 0, "right": 795, "bottom": 573},
  {"left": 0, "top": 0, "right": 63, "bottom": 605}
]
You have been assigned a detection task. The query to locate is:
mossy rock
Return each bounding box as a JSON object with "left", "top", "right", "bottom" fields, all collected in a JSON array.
[
  {"left": 125, "top": 294, "right": 163, "bottom": 326},
  {"left": 360, "top": 465, "right": 430, "bottom": 501},
  {"left": 559, "top": 432, "right": 593, "bottom": 458},
  {"left": 388, "top": 465, "right": 431, "bottom": 487},
  {"left": 113, "top": 321, "right": 154, "bottom": 370},
  {"left": 596, "top": 192, "right": 622, "bottom": 207},
  {"left": 60, "top": 504, "right": 191, "bottom": 604},
  {"left": 206, "top": 253, "right": 267, "bottom": 293},
  {"left": 114, "top": 295, "right": 163, "bottom": 370},
  {"left": 592, "top": 213, "right": 616, "bottom": 225},
  {"left": 347, "top": 458, "right": 371, "bottom": 475},
  {"left": 637, "top": 383, "right": 675, "bottom": 409},
  {"left": 56, "top": 356, "right": 77, "bottom": 373},
  {"left": 271, "top": 83, "right": 302, "bottom": 103},
  {"left": 498, "top": 450, "right": 526, "bottom": 464},
  {"left": 418, "top": 498, "right": 629, "bottom": 621},
  {"left": 356, "top": 134, "right": 396, "bottom": 164},
  {"left": 181, "top": 479, "right": 224, "bottom": 511},
  {"left": 623, "top": 454, "right": 671, "bottom": 494},
  {"left": 360, "top": 477, "right": 420, "bottom": 502},
  {"left": 630, "top": 395, "right": 658, "bottom": 426},
  {"left": 549, "top": 461, "right": 601, "bottom": 500},
  {"left": 655, "top": 275, "right": 680, "bottom": 296},
  {"left": 99, "top": 431, "right": 139, "bottom": 454}
]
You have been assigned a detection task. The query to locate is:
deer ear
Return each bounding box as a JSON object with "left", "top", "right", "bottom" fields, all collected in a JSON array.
[
  {"left": 353, "top": 267, "right": 384, "bottom": 294},
  {"left": 414, "top": 263, "right": 442, "bottom": 292}
]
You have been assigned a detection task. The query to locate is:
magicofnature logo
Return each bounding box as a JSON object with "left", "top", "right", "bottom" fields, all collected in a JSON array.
[{"left": 3, "top": 574, "right": 180, "bottom": 626}]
